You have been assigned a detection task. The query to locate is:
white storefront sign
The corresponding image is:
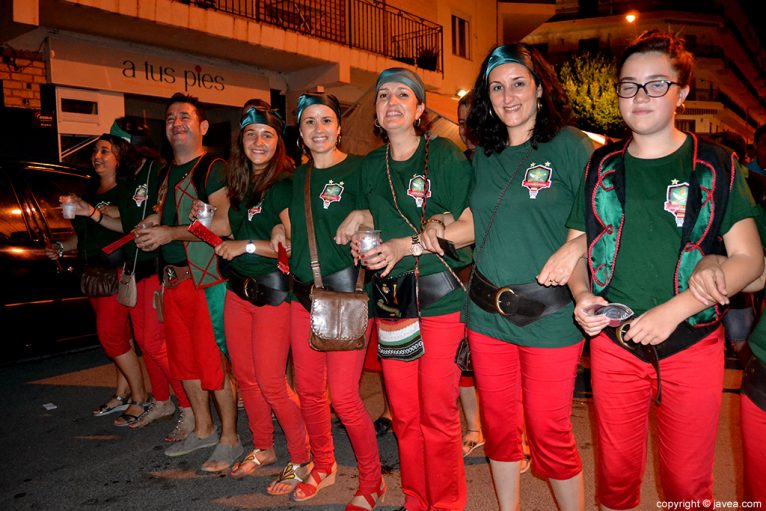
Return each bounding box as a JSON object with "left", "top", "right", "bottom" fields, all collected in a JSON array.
[{"left": 49, "top": 36, "right": 270, "bottom": 107}]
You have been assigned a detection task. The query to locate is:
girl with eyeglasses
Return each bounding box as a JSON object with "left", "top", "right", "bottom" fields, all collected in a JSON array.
[{"left": 566, "top": 30, "right": 763, "bottom": 510}]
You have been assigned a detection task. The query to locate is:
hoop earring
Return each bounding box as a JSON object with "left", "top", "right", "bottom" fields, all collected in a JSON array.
[
  {"left": 489, "top": 107, "right": 496, "bottom": 118},
  {"left": 676, "top": 103, "right": 686, "bottom": 115},
  {"left": 374, "top": 119, "right": 381, "bottom": 128},
  {"left": 537, "top": 99, "right": 542, "bottom": 112},
  {"left": 415, "top": 118, "right": 421, "bottom": 128},
  {"left": 336, "top": 134, "right": 342, "bottom": 147}
]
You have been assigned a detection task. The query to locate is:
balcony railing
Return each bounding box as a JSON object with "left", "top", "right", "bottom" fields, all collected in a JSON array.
[{"left": 184, "top": 0, "right": 443, "bottom": 73}]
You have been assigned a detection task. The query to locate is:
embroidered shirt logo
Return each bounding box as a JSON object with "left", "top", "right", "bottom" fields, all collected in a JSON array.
[
  {"left": 133, "top": 184, "right": 148, "bottom": 207},
  {"left": 95, "top": 200, "right": 110, "bottom": 209},
  {"left": 406, "top": 175, "right": 431, "bottom": 207},
  {"left": 522, "top": 162, "right": 553, "bottom": 199},
  {"left": 663, "top": 179, "right": 689, "bottom": 227},
  {"left": 247, "top": 200, "right": 263, "bottom": 221},
  {"left": 319, "top": 180, "right": 344, "bottom": 209}
]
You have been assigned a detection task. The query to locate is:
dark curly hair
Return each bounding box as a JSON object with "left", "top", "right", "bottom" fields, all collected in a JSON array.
[
  {"left": 618, "top": 30, "right": 694, "bottom": 87},
  {"left": 467, "top": 43, "right": 572, "bottom": 156},
  {"left": 228, "top": 105, "right": 293, "bottom": 210}
]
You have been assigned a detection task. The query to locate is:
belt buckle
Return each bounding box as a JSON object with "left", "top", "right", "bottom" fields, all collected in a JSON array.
[
  {"left": 165, "top": 265, "right": 178, "bottom": 285},
  {"left": 494, "top": 287, "right": 515, "bottom": 316},
  {"left": 242, "top": 277, "right": 257, "bottom": 300}
]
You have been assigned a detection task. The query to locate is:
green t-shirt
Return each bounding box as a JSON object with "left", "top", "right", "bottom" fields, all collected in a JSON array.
[
  {"left": 362, "top": 135, "right": 473, "bottom": 316},
  {"left": 160, "top": 156, "right": 226, "bottom": 263},
  {"left": 567, "top": 135, "right": 758, "bottom": 315},
  {"left": 282, "top": 155, "right": 364, "bottom": 284},
  {"left": 747, "top": 207, "right": 766, "bottom": 364},
  {"left": 118, "top": 159, "right": 162, "bottom": 263},
  {"left": 227, "top": 176, "right": 292, "bottom": 280},
  {"left": 468, "top": 127, "right": 593, "bottom": 346},
  {"left": 73, "top": 185, "right": 124, "bottom": 266}
]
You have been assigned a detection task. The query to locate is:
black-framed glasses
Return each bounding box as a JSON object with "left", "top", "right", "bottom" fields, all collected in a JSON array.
[{"left": 615, "top": 80, "right": 681, "bottom": 99}]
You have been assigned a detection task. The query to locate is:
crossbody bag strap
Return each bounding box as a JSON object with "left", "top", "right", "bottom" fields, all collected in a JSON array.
[
  {"left": 303, "top": 164, "right": 324, "bottom": 289},
  {"left": 385, "top": 136, "right": 466, "bottom": 292},
  {"left": 128, "top": 159, "right": 154, "bottom": 274}
]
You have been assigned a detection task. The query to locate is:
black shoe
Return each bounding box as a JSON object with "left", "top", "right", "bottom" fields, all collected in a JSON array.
[{"left": 374, "top": 416, "right": 393, "bottom": 436}]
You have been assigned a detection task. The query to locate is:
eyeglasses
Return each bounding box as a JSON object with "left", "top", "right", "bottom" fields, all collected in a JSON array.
[{"left": 615, "top": 80, "right": 682, "bottom": 99}]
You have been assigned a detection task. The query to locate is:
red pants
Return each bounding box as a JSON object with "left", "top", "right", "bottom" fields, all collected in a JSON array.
[
  {"left": 381, "top": 312, "right": 465, "bottom": 511},
  {"left": 742, "top": 394, "right": 766, "bottom": 505},
  {"left": 89, "top": 294, "right": 131, "bottom": 358},
  {"left": 163, "top": 280, "right": 225, "bottom": 391},
  {"left": 590, "top": 328, "right": 724, "bottom": 510},
  {"left": 129, "top": 277, "right": 189, "bottom": 407},
  {"left": 469, "top": 330, "right": 583, "bottom": 479},
  {"left": 225, "top": 293, "right": 309, "bottom": 463},
  {"left": 290, "top": 301, "right": 381, "bottom": 491}
]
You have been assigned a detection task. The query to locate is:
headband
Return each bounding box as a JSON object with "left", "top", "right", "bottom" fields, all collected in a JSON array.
[
  {"left": 483, "top": 44, "right": 540, "bottom": 84},
  {"left": 296, "top": 93, "right": 342, "bottom": 124},
  {"left": 375, "top": 67, "right": 426, "bottom": 103},
  {"left": 240, "top": 107, "right": 285, "bottom": 133}
]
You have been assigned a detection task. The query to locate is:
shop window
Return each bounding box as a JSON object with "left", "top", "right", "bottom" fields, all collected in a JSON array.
[{"left": 452, "top": 15, "right": 470, "bottom": 59}]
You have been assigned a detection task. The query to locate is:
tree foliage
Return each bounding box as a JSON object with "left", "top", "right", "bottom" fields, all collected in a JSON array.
[{"left": 558, "top": 52, "right": 625, "bottom": 137}]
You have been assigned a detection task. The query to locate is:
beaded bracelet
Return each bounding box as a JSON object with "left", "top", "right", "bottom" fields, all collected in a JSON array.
[{"left": 425, "top": 217, "right": 445, "bottom": 228}]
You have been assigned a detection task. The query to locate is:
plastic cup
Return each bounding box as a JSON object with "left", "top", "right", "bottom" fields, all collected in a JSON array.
[
  {"left": 60, "top": 195, "right": 76, "bottom": 219},
  {"left": 196, "top": 202, "right": 215, "bottom": 228},
  {"left": 358, "top": 229, "right": 382, "bottom": 253}
]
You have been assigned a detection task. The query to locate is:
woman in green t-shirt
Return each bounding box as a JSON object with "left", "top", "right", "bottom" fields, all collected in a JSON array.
[
  {"left": 47, "top": 134, "right": 149, "bottom": 427},
  {"left": 421, "top": 45, "right": 592, "bottom": 510},
  {"left": 353, "top": 68, "right": 473, "bottom": 511},
  {"left": 211, "top": 104, "right": 312, "bottom": 492},
  {"left": 270, "top": 93, "right": 383, "bottom": 509}
]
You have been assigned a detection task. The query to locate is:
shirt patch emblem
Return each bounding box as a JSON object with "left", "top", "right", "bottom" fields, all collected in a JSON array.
[
  {"left": 247, "top": 200, "right": 263, "bottom": 221},
  {"left": 406, "top": 175, "right": 431, "bottom": 207},
  {"left": 95, "top": 200, "right": 110, "bottom": 209},
  {"left": 663, "top": 179, "right": 689, "bottom": 227},
  {"left": 319, "top": 180, "right": 344, "bottom": 209},
  {"left": 133, "top": 184, "right": 148, "bottom": 207},
  {"left": 522, "top": 162, "right": 553, "bottom": 199}
]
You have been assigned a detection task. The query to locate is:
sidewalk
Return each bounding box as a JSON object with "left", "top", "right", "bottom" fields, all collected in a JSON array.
[{"left": 0, "top": 347, "right": 744, "bottom": 510}]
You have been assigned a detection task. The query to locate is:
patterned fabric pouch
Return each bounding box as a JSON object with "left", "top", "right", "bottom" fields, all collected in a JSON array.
[{"left": 377, "top": 317, "right": 424, "bottom": 361}]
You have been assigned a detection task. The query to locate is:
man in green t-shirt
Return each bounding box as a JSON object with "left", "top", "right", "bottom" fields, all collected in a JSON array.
[{"left": 135, "top": 93, "right": 241, "bottom": 472}]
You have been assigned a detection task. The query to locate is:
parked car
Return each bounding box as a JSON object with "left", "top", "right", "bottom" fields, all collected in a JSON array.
[{"left": 0, "top": 159, "right": 98, "bottom": 363}]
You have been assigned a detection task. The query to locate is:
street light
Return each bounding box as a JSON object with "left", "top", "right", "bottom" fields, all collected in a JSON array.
[{"left": 625, "top": 11, "right": 639, "bottom": 37}]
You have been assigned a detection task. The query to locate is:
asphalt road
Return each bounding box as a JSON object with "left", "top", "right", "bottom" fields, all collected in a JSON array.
[{"left": 0, "top": 347, "right": 745, "bottom": 510}]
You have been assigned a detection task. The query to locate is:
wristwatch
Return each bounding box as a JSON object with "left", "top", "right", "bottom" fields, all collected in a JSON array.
[
  {"left": 245, "top": 240, "right": 256, "bottom": 254},
  {"left": 410, "top": 234, "right": 423, "bottom": 257}
]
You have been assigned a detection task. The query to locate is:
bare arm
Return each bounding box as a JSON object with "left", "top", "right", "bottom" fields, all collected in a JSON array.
[
  {"left": 537, "top": 231, "right": 586, "bottom": 286},
  {"left": 420, "top": 208, "right": 474, "bottom": 255}
]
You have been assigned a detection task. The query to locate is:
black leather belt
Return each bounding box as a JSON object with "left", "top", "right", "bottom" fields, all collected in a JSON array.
[
  {"left": 418, "top": 270, "right": 462, "bottom": 309},
  {"left": 469, "top": 269, "right": 571, "bottom": 327},
  {"left": 742, "top": 354, "right": 766, "bottom": 413},
  {"left": 372, "top": 270, "right": 462, "bottom": 319},
  {"left": 292, "top": 265, "right": 361, "bottom": 311},
  {"left": 229, "top": 271, "right": 289, "bottom": 307}
]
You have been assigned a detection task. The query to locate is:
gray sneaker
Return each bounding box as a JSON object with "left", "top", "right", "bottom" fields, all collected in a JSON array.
[
  {"left": 200, "top": 439, "right": 244, "bottom": 472},
  {"left": 164, "top": 427, "right": 219, "bottom": 457}
]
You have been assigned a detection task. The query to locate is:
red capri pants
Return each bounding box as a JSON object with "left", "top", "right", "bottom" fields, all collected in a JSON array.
[
  {"left": 89, "top": 294, "right": 131, "bottom": 358},
  {"left": 290, "top": 301, "right": 381, "bottom": 492},
  {"left": 741, "top": 393, "right": 766, "bottom": 505},
  {"left": 590, "top": 327, "right": 724, "bottom": 510},
  {"left": 381, "top": 312, "right": 465, "bottom": 511},
  {"left": 225, "top": 292, "right": 309, "bottom": 463},
  {"left": 130, "top": 276, "right": 189, "bottom": 407},
  {"left": 163, "top": 279, "right": 225, "bottom": 391},
  {"left": 469, "top": 330, "right": 583, "bottom": 480}
]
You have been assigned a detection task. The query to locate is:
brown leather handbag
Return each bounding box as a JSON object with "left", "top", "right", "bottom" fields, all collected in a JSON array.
[{"left": 304, "top": 165, "right": 367, "bottom": 351}]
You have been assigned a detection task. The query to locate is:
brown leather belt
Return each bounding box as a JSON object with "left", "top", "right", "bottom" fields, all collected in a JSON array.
[
  {"left": 162, "top": 264, "right": 192, "bottom": 288},
  {"left": 229, "top": 271, "right": 289, "bottom": 307},
  {"left": 469, "top": 269, "right": 571, "bottom": 327}
]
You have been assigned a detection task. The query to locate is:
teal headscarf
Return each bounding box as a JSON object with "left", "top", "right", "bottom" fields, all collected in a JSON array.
[
  {"left": 240, "top": 107, "right": 285, "bottom": 133},
  {"left": 375, "top": 67, "right": 426, "bottom": 103},
  {"left": 296, "top": 93, "right": 342, "bottom": 124},
  {"left": 483, "top": 44, "right": 540, "bottom": 84}
]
